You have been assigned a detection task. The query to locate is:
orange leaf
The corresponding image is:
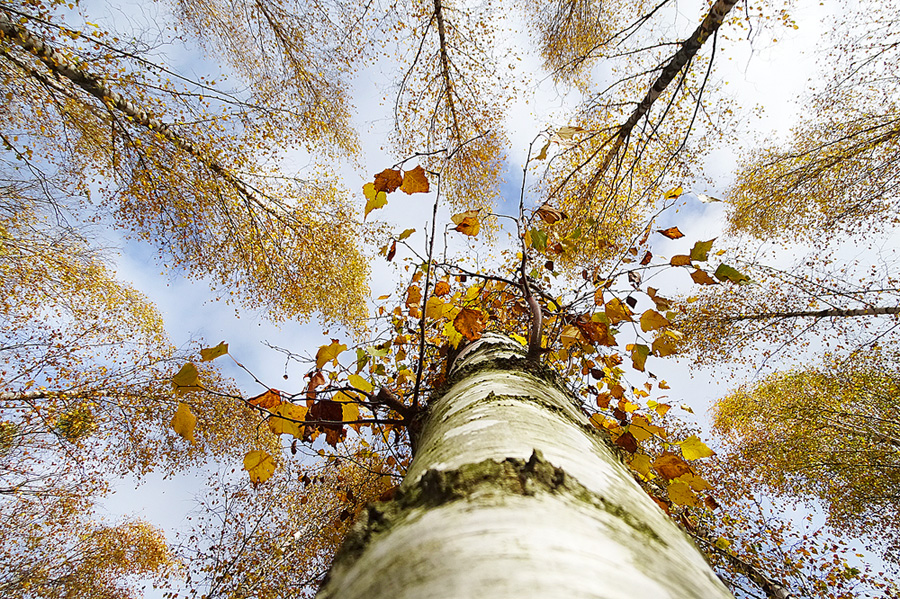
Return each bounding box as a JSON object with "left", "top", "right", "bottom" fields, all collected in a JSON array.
[
  {"left": 640, "top": 251, "right": 652, "bottom": 266},
  {"left": 657, "top": 227, "right": 684, "bottom": 239},
  {"left": 405, "top": 285, "right": 422, "bottom": 309},
  {"left": 652, "top": 452, "right": 692, "bottom": 480},
  {"left": 434, "top": 280, "right": 451, "bottom": 296},
  {"left": 453, "top": 308, "right": 486, "bottom": 341},
  {"left": 400, "top": 165, "right": 430, "bottom": 194},
  {"left": 373, "top": 168, "right": 403, "bottom": 193},
  {"left": 306, "top": 371, "right": 326, "bottom": 399},
  {"left": 670, "top": 255, "right": 692, "bottom": 266},
  {"left": 249, "top": 389, "right": 282, "bottom": 409}
]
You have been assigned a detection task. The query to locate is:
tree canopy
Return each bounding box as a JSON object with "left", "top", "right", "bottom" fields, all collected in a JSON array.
[{"left": 1, "top": 0, "right": 899, "bottom": 598}]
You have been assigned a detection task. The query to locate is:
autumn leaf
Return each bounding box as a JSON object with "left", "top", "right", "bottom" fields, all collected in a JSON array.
[
  {"left": 640, "top": 251, "right": 652, "bottom": 265},
  {"left": 535, "top": 205, "right": 566, "bottom": 224},
  {"left": 652, "top": 452, "right": 692, "bottom": 480},
  {"left": 386, "top": 241, "right": 397, "bottom": 261},
  {"left": 651, "top": 333, "right": 677, "bottom": 356},
  {"left": 425, "top": 296, "right": 445, "bottom": 320},
  {"left": 670, "top": 255, "right": 692, "bottom": 266},
  {"left": 690, "top": 239, "right": 716, "bottom": 262},
  {"left": 249, "top": 388, "right": 282, "bottom": 409},
  {"left": 667, "top": 482, "right": 697, "bottom": 506},
  {"left": 306, "top": 371, "right": 326, "bottom": 399},
  {"left": 529, "top": 228, "right": 548, "bottom": 251},
  {"left": 657, "top": 226, "right": 684, "bottom": 239},
  {"left": 454, "top": 308, "right": 486, "bottom": 341},
  {"left": 534, "top": 140, "right": 551, "bottom": 160},
  {"left": 614, "top": 431, "right": 639, "bottom": 453},
  {"left": 400, "top": 165, "right": 430, "bottom": 194},
  {"left": 434, "top": 280, "right": 451, "bottom": 296},
  {"left": 172, "top": 363, "right": 202, "bottom": 396},
  {"left": 406, "top": 285, "right": 422, "bottom": 309},
  {"left": 315, "top": 340, "right": 348, "bottom": 369},
  {"left": 664, "top": 186, "right": 683, "bottom": 200},
  {"left": 373, "top": 168, "right": 403, "bottom": 193},
  {"left": 689, "top": 269, "right": 718, "bottom": 285},
  {"left": 199, "top": 341, "right": 228, "bottom": 362},
  {"left": 243, "top": 450, "right": 276, "bottom": 483},
  {"left": 556, "top": 125, "right": 583, "bottom": 139},
  {"left": 677, "top": 472, "right": 711, "bottom": 492},
  {"left": 630, "top": 343, "right": 650, "bottom": 371},
  {"left": 714, "top": 264, "right": 751, "bottom": 284},
  {"left": 347, "top": 374, "right": 374, "bottom": 394},
  {"left": 171, "top": 402, "right": 197, "bottom": 444},
  {"left": 605, "top": 297, "right": 633, "bottom": 324},
  {"left": 398, "top": 228, "right": 416, "bottom": 240},
  {"left": 451, "top": 210, "right": 481, "bottom": 236},
  {"left": 363, "top": 183, "right": 388, "bottom": 218},
  {"left": 268, "top": 402, "right": 307, "bottom": 437},
  {"left": 680, "top": 435, "right": 715, "bottom": 460},
  {"left": 306, "top": 400, "right": 345, "bottom": 446},
  {"left": 640, "top": 309, "right": 670, "bottom": 332}
]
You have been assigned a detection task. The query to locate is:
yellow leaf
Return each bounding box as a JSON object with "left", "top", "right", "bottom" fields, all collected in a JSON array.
[
  {"left": 363, "top": 183, "right": 387, "bottom": 218},
  {"left": 680, "top": 404, "right": 695, "bottom": 414},
  {"left": 347, "top": 374, "right": 374, "bottom": 394},
  {"left": 664, "top": 186, "right": 683, "bottom": 200},
  {"left": 400, "top": 165, "right": 430, "bottom": 194},
  {"left": 629, "top": 453, "right": 652, "bottom": 477},
  {"left": 171, "top": 402, "right": 196, "bottom": 444},
  {"left": 268, "top": 402, "right": 307, "bottom": 437},
  {"left": 425, "top": 296, "right": 445, "bottom": 320},
  {"left": 560, "top": 324, "right": 585, "bottom": 349},
  {"left": 451, "top": 210, "right": 481, "bottom": 236},
  {"left": 640, "top": 309, "right": 670, "bottom": 332},
  {"left": 243, "top": 450, "right": 276, "bottom": 483},
  {"left": 680, "top": 435, "right": 715, "bottom": 460},
  {"left": 668, "top": 481, "right": 697, "bottom": 506},
  {"left": 396, "top": 368, "right": 416, "bottom": 386},
  {"left": 200, "top": 341, "right": 228, "bottom": 362},
  {"left": 629, "top": 415, "right": 653, "bottom": 441},
  {"left": 316, "top": 340, "right": 348, "bottom": 370},
  {"left": 172, "top": 363, "right": 201, "bottom": 396},
  {"left": 442, "top": 320, "right": 464, "bottom": 349},
  {"left": 676, "top": 472, "right": 711, "bottom": 492},
  {"left": 605, "top": 298, "right": 633, "bottom": 324},
  {"left": 534, "top": 140, "right": 551, "bottom": 160}
]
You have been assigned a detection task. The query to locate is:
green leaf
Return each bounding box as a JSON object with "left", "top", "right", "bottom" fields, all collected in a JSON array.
[
  {"left": 689, "top": 239, "right": 716, "bottom": 262},
  {"left": 714, "top": 264, "right": 750, "bottom": 284},
  {"left": 530, "top": 229, "right": 548, "bottom": 252}
]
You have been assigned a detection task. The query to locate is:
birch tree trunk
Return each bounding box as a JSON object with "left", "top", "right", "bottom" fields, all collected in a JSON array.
[{"left": 318, "top": 334, "right": 733, "bottom": 598}]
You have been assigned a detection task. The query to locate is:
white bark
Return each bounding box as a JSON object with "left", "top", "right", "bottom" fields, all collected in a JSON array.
[{"left": 319, "top": 334, "right": 733, "bottom": 599}]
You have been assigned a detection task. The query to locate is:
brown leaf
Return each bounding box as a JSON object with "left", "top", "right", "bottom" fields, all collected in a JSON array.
[
  {"left": 400, "top": 165, "right": 430, "bottom": 194},
  {"left": 454, "top": 308, "right": 486, "bottom": 341},
  {"left": 670, "top": 255, "right": 692, "bottom": 266},
  {"left": 535, "top": 205, "right": 567, "bottom": 224},
  {"left": 652, "top": 452, "right": 692, "bottom": 480},
  {"left": 373, "top": 168, "right": 403, "bottom": 193},
  {"left": 305, "top": 400, "right": 345, "bottom": 447},
  {"left": 640, "top": 309, "right": 670, "bottom": 332},
  {"left": 614, "top": 431, "right": 639, "bottom": 453},
  {"left": 658, "top": 227, "right": 685, "bottom": 239},
  {"left": 640, "top": 251, "right": 652, "bottom": 266},
  {"left": 386, "top": 240, "right": 397, "bottom": 261},
  {"left": 574, "top": 315, "right": 616, "bottom": 346},
  {"left": 306, "top": 371, "right": 326, "bottom": 399},
  {"left": 689, "top": 269, "right": 718, "bottom": 285}
]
